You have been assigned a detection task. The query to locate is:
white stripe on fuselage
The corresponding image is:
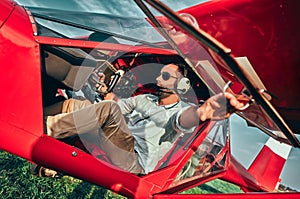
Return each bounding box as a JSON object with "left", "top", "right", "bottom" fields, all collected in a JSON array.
[{"left": 265, "top": 138, "right": 292, "bottom": 159}]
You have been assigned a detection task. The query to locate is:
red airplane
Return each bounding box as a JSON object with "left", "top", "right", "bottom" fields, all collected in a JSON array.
[{"left": 0, "top": 0, "right": 299, "bottom": 198}]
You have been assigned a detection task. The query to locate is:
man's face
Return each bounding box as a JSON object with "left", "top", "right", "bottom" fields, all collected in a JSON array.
[{"left": 156, "top": 64, "right": 180, "bottom": 92}]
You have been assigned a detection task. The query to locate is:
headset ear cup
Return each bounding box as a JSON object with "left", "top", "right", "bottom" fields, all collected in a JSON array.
[{"left": 176, "top": 77, "right": 191, "bottom": 95}]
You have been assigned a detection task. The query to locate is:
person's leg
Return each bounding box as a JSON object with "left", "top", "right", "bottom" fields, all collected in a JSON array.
[
  {"left": 46, "top": 99, "right": 143, "bottom": 174},
  {"left": 61, "top": 98, "right": 91, "bottom": 113},
  {"left": 94, "top": 101, "right": 143, "bottom": 173},
  {"left": 44, "top": 101, "right": 65, "bottom": 116}
]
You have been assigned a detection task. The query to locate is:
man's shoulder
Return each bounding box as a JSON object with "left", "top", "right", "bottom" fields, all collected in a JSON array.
[
  {"left": 134, "top": 93, "right": 158, "bottom": 102},
  {"left": 179, "top": 100, "right": 193, "bottom": 108}
]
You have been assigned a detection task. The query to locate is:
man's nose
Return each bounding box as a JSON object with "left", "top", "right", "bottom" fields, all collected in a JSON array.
[{"left": 156, "top": 75, "right": 161, "bottom": 83}]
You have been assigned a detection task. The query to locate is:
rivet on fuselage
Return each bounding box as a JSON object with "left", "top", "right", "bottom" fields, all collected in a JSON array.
[{"left": 72, "top": 151, "right": 77, "bottom": 157}]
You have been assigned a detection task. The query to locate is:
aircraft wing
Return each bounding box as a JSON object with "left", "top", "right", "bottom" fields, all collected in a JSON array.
[{"left": 26, "top": 6, "right": 164, "bottom": 45}]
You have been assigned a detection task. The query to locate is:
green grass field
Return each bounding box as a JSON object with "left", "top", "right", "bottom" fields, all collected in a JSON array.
[{"left": 0, "top": 150, "right": 242, "bottom": 198}]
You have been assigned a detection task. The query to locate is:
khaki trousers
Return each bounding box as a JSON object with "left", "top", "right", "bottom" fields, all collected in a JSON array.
[{"left": 46, "top": 98, "right": 144, "bottom": 174}]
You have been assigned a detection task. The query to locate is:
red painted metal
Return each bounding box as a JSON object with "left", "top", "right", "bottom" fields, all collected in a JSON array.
[
  {"left": 36, "top": 36, "right": 176, "bottom": 55},
  {"left": 31, "top": 135, "right": 155, "bottom": 199},
  {"left": 0, "top": 0, "right": 43, "bottom": 160},
  {"left": 221, "top": 156, "right": 261, "bottom": 192},
  {"left": 30, "top": 126, "right": 224, "bottom": 198},
  {"left": 154, "top": 193, "right": 300, "bottom": 199},
  {"left": 248, "top": 145, "right": 286, "bottom": 191},
  {"left": 0, "top": 0, "right": 14, "bottom": 27}
]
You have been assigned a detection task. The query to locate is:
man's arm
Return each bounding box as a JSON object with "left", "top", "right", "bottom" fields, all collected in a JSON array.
[{"left": 178, "top": 92, "right": 245, "bottom": 129}]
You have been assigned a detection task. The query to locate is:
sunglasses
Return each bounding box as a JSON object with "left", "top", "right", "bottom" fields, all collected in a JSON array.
[{"left": 159, "top": 72, "right": 178, "bottom": 81}]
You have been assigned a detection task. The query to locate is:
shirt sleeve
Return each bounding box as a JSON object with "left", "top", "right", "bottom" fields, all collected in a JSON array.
[
  {"left": 159, "top": 106, "right": 195, "bottom": 145},
  {"left": 117, "top": 96, "right": 137, "bottom": 115},
  {"left": 174, "top": 106, "right": 196, "bottom": 133}
]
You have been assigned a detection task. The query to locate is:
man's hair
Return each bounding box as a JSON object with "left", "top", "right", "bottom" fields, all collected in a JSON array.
[
  {"left": 164, "top": 62, "right": 188, "bottom": 77},
  {"left": 177, "top": 63, "right": 188, "bottom": 77}
]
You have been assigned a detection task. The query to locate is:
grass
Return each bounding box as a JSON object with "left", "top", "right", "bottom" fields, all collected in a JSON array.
[
  {"left": 0, "top": 151, "right": 125, "bottom": 199},
  {"left": 0, "top": 150, "right": 242, "bottom": 198},
  {"left": 182, "top": 179, "right": 242, "bottom": 194}
]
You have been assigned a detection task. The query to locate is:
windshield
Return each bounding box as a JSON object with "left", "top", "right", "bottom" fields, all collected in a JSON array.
[
  {"left": 15, "top": 0, "right": 204, "bottom": 45},
  {"left": 15, "top": 0, "right": 202, "bottom": 14}
]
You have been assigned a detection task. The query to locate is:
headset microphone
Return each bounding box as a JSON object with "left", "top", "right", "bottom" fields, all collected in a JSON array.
[
  {"left": 143, "top": 79, "right": 191, "bottom": 96},
  {"left": 154, "top": 85, "right": 174, "bottom": 94}
]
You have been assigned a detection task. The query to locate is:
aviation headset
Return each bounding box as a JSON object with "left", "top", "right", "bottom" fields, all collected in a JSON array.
[{"left": 174, "top": 63, "right": 191, "bottom": 95}]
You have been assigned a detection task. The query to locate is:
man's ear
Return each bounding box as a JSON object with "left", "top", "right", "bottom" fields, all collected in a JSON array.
[{"left": 176, "top": 77, "right": 191, "bottom": 95}]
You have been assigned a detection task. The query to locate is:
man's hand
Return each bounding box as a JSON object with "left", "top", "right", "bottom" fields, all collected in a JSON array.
[
  {"left": 88, "top": 72, "right": 109, "bottom": 95},
  {"left": 197, "top": 92, "right": 245, "bottom": 121},
  {"left": 89, "top": 71, "right": 105, "bottom": 86},
  {"left": 179, "top": 92, "right": 245, "bottom": 129}
]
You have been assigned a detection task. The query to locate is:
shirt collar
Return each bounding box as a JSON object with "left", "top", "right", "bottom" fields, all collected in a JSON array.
[{"left": 146, "top": 94, "right": 180, "bottom": 109}]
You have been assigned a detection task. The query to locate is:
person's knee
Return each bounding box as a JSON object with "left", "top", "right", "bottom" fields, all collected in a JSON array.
[
  {"left": 62, "top": 98, "right": 92, "bottom": 113},
  {"left": 100, "top": 100, "right": 118, "bottom": 107},
  {"left": 96, "top": 100, "right": 120, "bottom": 113}
]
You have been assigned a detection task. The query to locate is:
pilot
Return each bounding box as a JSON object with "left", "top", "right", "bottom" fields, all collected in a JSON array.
[{"left": 46, "top": 63, "right": 244, "bottom": 174}]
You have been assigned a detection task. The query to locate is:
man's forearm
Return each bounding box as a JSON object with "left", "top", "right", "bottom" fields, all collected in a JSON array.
[
  {"left": 178, "top": 106, "right": 203, "bottom": 129},
  {"left": 178, "top": 92, "right": 245, "bottom": 129}
]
